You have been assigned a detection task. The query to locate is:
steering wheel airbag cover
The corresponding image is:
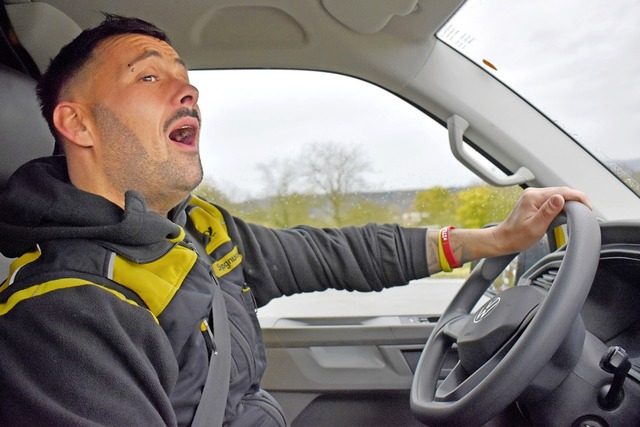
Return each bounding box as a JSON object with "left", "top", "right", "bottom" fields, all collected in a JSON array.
[{"left": 457, "top": 285, "right": 545, "bottom": 374}]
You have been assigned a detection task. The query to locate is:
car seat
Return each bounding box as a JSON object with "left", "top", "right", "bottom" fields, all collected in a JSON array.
[
  {"left": 0, "top": 63, "right": 54, "bottom": 280},
  {"left": 0, "top": 1, "right": 81, "bottom": 278}
]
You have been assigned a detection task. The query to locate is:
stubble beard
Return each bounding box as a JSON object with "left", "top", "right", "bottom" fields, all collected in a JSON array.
[{"left": 92, "top": 105, "right": 203, "bottom": 214}]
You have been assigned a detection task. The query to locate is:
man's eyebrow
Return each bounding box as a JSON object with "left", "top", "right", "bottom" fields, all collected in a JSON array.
[{"left": 127, "top": 50, "right": 187, "bottom": 70}]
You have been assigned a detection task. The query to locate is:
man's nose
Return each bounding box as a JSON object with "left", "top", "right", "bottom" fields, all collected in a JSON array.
[{"left": 178, "top": 82, "right": 199, "bottom": 107}]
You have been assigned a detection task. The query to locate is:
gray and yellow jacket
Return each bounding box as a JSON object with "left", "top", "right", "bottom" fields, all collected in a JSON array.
[{"left": 0, "top": 156, "right": 429, "bottom": 426}]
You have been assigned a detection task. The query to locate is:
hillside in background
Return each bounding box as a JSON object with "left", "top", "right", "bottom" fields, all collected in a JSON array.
[
  {"left": 610, "top": 158, "right": 640, "bottom": 196},
  {"left": 618, "top": 158, "right": 640, "bottom": 176}
]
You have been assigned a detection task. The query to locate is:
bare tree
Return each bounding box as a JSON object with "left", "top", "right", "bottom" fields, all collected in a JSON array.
[
  {"left": 258, "top": 158, "right": 302, "bottom": 227},
  {"left": 302, "top": 142, "right": 371, "bottom": 226}
]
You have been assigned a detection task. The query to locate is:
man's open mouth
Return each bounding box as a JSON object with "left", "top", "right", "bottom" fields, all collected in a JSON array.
[{"left": 169, "top": 125, "right": 197, "bottom": 146}]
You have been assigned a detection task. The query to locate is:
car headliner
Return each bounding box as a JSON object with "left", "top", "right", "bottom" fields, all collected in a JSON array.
[{"left": 7, "top": 0, "right": 461, "bottom": 90}]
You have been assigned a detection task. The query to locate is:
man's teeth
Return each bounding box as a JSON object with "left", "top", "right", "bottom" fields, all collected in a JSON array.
[{"left": 170, "top": 126, "right": 194, "bottom": 143}]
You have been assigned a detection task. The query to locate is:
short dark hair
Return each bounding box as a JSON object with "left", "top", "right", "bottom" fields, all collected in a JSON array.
[{"left": 36, "top": 14, "right": 170, "bottom": 147}]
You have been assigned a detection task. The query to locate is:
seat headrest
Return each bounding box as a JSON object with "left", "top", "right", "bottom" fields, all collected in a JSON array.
[
  {"left": 0, "top": 63, "right": 54, "bottom": 188},
  {"left": 5, "top": 2, "right": 82, "bottom": 74}
]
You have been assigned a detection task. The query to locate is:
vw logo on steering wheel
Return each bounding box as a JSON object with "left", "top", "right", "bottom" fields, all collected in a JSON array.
[{"left": 473, "top": 297, "right": 501, "bottom": 323}]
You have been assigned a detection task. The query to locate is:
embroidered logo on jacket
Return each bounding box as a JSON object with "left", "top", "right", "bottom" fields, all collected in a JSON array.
[{"left": 213, "top": 246, "right": 242, "bottom": 277}]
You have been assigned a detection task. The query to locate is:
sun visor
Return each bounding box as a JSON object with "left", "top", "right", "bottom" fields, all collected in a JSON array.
[{"left": 322, "top": 0, "right": 418, "bottom": 34}]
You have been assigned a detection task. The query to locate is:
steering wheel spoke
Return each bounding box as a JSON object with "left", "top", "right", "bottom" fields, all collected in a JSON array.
[
  {"left": 441, "top": 314, "right": 471, "bottom": 341},
  {"left": 435, "top": 356, "right": 503, "bottom": 403},
  {"left": 435, "top": 309, "right": 533, "bottom": 403}
]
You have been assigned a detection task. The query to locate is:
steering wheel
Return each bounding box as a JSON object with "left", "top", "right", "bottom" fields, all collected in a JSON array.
[{"left": 410, "top": 201, "right": 601, "bottom": 426}]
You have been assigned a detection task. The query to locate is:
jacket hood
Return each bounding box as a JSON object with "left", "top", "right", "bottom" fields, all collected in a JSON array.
[{"left": 0, "top": 156, "right": 185, "bottom": 260}]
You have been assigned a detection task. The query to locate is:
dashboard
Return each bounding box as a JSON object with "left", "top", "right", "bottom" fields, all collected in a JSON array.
[
  {"left": 584, "top": 222, "right": 640, "bottom": 378},
  {"left": 513, "top": 220, "right": 640, "bottom": 425}
]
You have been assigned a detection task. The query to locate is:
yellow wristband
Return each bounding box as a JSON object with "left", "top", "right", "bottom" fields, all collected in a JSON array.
[{"left": 438, "top": 230, "right": 452, "bottom": 272}]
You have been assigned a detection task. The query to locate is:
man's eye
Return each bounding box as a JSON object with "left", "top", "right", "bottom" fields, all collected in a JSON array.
[{"left": 141, "top": 75, "right": 157, "bottom": 82}]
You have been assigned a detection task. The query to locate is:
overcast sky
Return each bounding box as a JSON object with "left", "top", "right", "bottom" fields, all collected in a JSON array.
[
  {"left": 190, "top": 70, "right": 478, "bottom": 201},
  {"left": 189, "top": 0, "right": 640, "bottom": 201}
]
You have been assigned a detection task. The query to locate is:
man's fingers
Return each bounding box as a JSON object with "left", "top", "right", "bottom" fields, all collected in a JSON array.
[
  {"left": 537, "top": 194, "right": 565, "bottom": 225},
  {"left": 525, "top": 193, "right": 564, "bottom": 232},
  {"left": 551, "top": 187, "right": 593, "bottom": 210}
]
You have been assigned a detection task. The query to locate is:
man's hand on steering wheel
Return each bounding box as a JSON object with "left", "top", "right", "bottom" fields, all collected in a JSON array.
[
  {"left": 494, "top": 186, "right": 592, "bottom": 253},
  {"left": 426, "top": 187, "right": 592, "bottom": 275}
]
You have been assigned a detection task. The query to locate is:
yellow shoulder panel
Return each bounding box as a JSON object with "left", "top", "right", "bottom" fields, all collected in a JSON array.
[
  {"left": 0, "top": 277, "right": 156, "bottom": 322},
  {"left": 0, "top": 246, "right": 41, "bottom": 292},
  {"left": 112, "top": 244, "right": 198, "bottom": 317}
]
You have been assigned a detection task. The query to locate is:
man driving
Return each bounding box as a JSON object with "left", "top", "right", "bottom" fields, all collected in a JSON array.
[{"left": 0, "top": 14, "right": 590, "bottom": 426}]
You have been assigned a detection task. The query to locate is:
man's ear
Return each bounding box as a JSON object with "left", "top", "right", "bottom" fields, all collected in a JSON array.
[{"left": 52, "top": 102, "right": 95, "bottom": 148}]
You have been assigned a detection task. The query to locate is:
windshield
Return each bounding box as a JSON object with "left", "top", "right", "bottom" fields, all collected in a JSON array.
[{"left": 437, "top": 0, "right": 640, "bottom": 195}]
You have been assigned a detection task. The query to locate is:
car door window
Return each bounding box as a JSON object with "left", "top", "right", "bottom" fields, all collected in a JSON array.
[{"left": 189, "top": 69, "right": 522, "bottom": 323}]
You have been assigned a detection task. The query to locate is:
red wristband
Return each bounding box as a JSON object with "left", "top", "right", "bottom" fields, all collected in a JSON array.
[{"left": 440, "top": 226, "right": 462, "bottom": 268}]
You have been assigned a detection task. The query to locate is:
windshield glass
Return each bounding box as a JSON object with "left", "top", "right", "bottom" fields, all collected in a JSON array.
[{"left": 438, "top": 0, "right": 640, "bottom": 195}]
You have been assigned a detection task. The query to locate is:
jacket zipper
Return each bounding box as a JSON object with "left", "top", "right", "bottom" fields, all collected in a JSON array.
[
  {"left": 200, "top": 317, "right": 217, "bottom": 356},
  {"left": 241, "top": 283, "right": 258, "bottom": 313},
  {"left": 225, "top": 294, "right": 257, "bottom": 381}
]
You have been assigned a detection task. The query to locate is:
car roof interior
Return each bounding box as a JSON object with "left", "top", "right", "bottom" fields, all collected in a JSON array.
[{"left": 3, "top": 0, "right": 463, "bottom": 85}]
